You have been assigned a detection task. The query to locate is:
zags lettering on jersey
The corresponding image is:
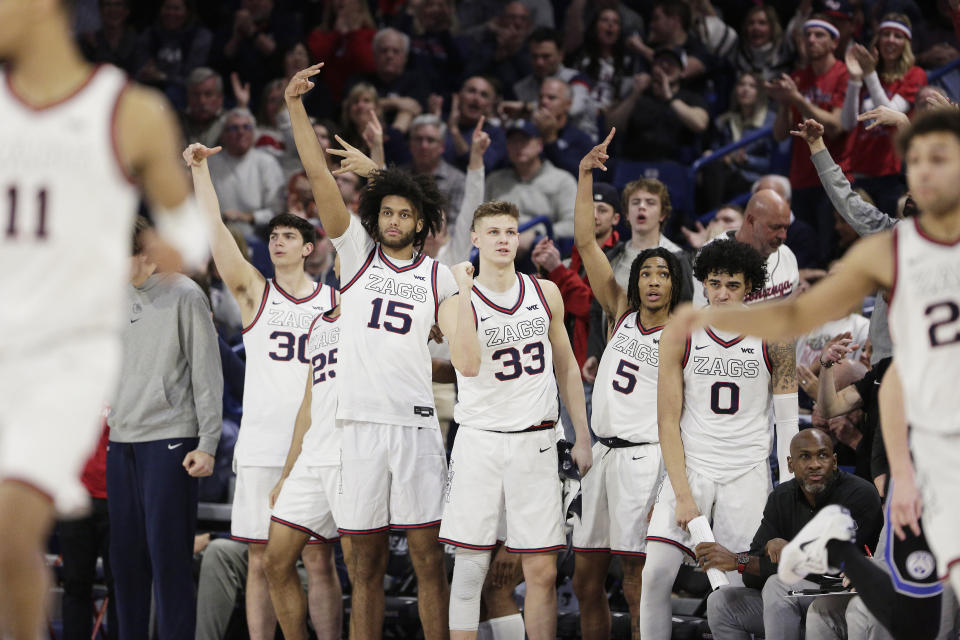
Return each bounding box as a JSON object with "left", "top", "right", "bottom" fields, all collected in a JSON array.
[
  {"left": 364, "top": 273, "right": 428, "bottom": 302},
  {"left": 692, "top": 356, "right": 760, "bottom": 378},
  {"left": 267, "top": 308, "right": 318, "bottom": 329},
  {"left": 483, "top": 317, "right": 548, "bottom": 347},
  {"left": 611, "top": 333, "right": 659, "bottom": 366}
]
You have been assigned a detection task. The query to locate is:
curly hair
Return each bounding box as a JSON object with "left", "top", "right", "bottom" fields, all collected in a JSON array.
[
  {"left": 693, "top": 239, "right": 767, "bottom": 294},
  {"left": 626, "top": 247, "right": 684, "bottom": 313},
  {"left": 357, "top": 169, "right": 445, "bottom": 252}
]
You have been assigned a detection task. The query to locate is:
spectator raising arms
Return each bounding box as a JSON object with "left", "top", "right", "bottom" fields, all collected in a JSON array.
[
  {"left": 306, "top": 0, "right": 377, "bottom": 102},
  {"left": 841, "top": 14, "right": 927, "bottom": 216}
]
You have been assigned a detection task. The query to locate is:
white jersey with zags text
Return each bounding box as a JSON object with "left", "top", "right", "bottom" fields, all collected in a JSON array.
[
  {"left": 888, "top": 219, "right": 960, "bottom": 434},
  {"left": 301, "top": 313, "right": 341, "bottom": 466},
  {"left": 680, "top": 327, "right": 772, "bottom": 482},
  {"left": 237, "top": 279, "right": 336, "bottom": 465},
  {"left": 591, "top": 310, "right": 663, "bottom": 443},
  {"left": 0, "top": 64, "right": 139, "bottom": 355},
  {"left": 454, "top": 274, "right": 559, "bottom": 431},
  {"left": 332, "top": 217, "right": 457, "bottom": 428}
]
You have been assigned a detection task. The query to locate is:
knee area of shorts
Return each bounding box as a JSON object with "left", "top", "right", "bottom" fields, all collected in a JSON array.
[{"left": 706, "top": 587, "right": 736, "bottom": 618}]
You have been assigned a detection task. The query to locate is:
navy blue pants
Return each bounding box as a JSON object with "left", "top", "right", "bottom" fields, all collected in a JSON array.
[{"left": 107, "top": 438, "right": 199, "bottom": 640}]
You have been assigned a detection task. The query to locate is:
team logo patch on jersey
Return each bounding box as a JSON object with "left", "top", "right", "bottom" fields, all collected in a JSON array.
[
  {"left": 906, "top": 551, "right": 936, "bottom": 580},
  {"left": 414, "top": 406, "right": 435, "bottom": 417}
]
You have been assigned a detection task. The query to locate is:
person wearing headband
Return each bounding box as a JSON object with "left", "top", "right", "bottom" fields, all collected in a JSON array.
[
  {"left": 840, "top": 13, "right": 927, "bottom": 218},
  {"left": 767, "top": 14, "right": 850, "bottom": 266}
]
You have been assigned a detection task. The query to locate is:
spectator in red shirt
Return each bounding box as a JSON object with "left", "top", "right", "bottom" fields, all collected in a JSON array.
[
  {"left": 840, "top": 14, "right": 926, "bottom": 217},
  {"left": 306, "top": 0, "right": 377, "bottom": 103},
  {"left": 769, "top": 14, "right": 850, "bottom": 261},
  {"left": 531, "top": 182, "right": 622, "bottom": 384}
]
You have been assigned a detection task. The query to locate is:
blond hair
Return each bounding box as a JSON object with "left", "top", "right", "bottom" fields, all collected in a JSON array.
[
  {"left": 873, "top": 14, "right": 915, "bottom": 83},
  {"left": 471, "top": 201, "right": 520, "bottom": 230}
]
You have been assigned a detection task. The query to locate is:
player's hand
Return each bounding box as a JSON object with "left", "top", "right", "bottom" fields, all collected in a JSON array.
[
  {"left": 695, "top": 542, "right": 737, "bottom": 571},
  {"left": 183, "top": 450, "right": 215, "bottom": 477},
  {"left": 327, "top": 135, "right": 379, "bottom": 178},
  {"left": 489, "top": 545, "right": 523, "bottom": 588},
  {"left": 269, "top": 478, "right": 285, "bottom": 509},
  {"left": 890, "top": 471, "right": 923, "bottom": 540},
  {"left": 796, "top": 364, "right": 819, "bottom": 399},
  {"left": 571, "top": 438, "right": 593, "bottom": 477},
  {"left": 858, "top": 106, "right": 910, "bottom": 131},
  {"left": 675, "top": 495, "right": 701, "bottom": 531},
  {"left": 581, "top": 356, "right": 599, "bottom": 384},
  {"left": 285, "top": 63, "right": 325, "bottom": 101},
  {"left": 451, "top": 261, "right": 475, "bottom": 291},
  {"left": 578, "top": 128, "right": 615, "bottom": 174},
  {"left": 230, "top": 72, "right": 251, "bottom": 108},
  {"left": 669, "top": 303, "right": 706, "bottom": 338},
  {"left": 790, "top": 118, "right": 825, "bottom": 146},
  {"left": 183, "top": 143, "right": 222, "bottom": 168},
  {"left": 765, "top": 537, "right": 788, "bottom": 563}
]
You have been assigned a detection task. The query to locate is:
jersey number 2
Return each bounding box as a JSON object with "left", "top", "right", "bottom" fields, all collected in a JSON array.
[
  {"left": 5, "top": 186, "right": 48, "bottom": 240},
  {"left": 925, "top": 301, "right": 960, "bottom": 348}
]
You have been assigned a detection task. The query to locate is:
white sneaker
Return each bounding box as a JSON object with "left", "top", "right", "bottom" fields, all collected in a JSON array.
[{"left": 778, "top": 504, "right": 857, "bottom": 585}]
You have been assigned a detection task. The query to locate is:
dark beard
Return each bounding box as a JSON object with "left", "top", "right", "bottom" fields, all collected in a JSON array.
[{"left": 379, "top": 227, "right": 417, "bottom": 249}]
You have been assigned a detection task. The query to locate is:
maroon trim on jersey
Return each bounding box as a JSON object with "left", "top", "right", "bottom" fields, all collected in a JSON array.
[
  {"left": 529, "top": 274, "right": 552, "bottom": 321},
  {"left": 611, "top": 549, "right": 647, "bottom": 558},
  {"left": 613, "top": 310, "right": 634, "bottom": 334},
  {"left": 321, "top": 312, "right": 339, "bottom": 323},
  {"left": 680, "top": 336, "right": 691, "bottom": 368},
  {"left": 270, "top": 516, "right": 338, "bottom": 543},
  {"left": 947, "top": 557, "right": 960, "bottom": 572},
  {"left": 1, "top": 477, "right": 54, "bottom": 504},
  {"left": 273, "top": 279, "right": 322, "bottom": 304},
  {"left": 109, "top": 80, "right": 137, "bottom": 185},
  {"left": 377, "top": 245, "right": 426, "bottom": 272},
  {"left": 339, "top": 248, "right": 376, "bottom": 293},
  {"left": 329, "top": 285, "right": 336, "bottom": 309},
  {"left": 889, "top": 226, "right": 900, "bottom": 309},
  {"left": 913, "top": 217, "right": 960, "bottom": 247},
  {"left": 337, "top": 525, "right": 391, "bottom": 535},
  {"left": 430, "top": 261, "right": 440, "bottom": 322},
  {"left": 391, "top": 519, "right": 441, "bottom": 530},
  {"left": 572, "top": 546, "right": 612, "bottom": 553},
  {"left": 472, "top": 274, "right": 525, "bottom": 315},
  {"left": 230, "top": 535, "right": 268, "bottom": 544},
  {"left": 438, "top": 537, "right": 498, "bottom": 551},
  {"left": 241, "top": 281, "right": 271, "bottom": 334},
  {"left": 4, "top": 63, "right": 104, "bottom": 112},
  {"left": 505, "top": 544, "right": 566, "bottom": 554},
  {"left": 646, "top": 536, "right": 695, "bottom": 559},
  {"left": 638, "top": 321, "right": 665, "bottom": 336},
  {"left": 705, "top": 327, "right": 746, "bottom": 348},
  {"left": 762, "top": 341, "right": 773, "bottom": 373}
]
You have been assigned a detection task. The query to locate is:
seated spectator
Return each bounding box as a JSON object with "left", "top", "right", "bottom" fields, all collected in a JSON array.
[
  {"left": 212, "top": 0, "right": 301, "bottom": 110},
  {"left": 349, "top": 28, "right": 429, "bottom": 133},
  {"left": 207, "top": 108, "right": 285, "bottom": 238},
  {"left": 769, "top": 15, "right": 849, "bottom": 262},
  {"left": 443, "top": 76, "right": 508, "bottom": 171},
  {"left": 485, "top": 119, "right": 578, "bottom": 245},
  {"left": 621, "top": 48, "right": 709, "bottom": 163},
  {"left": 729, "top": 4, "right": 795, "bottom": 81},
  {"left": 306, "top": 0, "right": 377, "bottom": 103},
  {"left": 408, "top": 0, "right": 466, "bottom": 96},
  {"left": 460, "top": 1, "right": 533, "bottom": 97},
  {"left": 811, "top": 359, "right": 870, "bottom": 474},
  {"left": 570, "top": 8, "right": 643, "bottom": 130},
  {"left": 702, "top": 428, "right": 882, "bottom": 640},
  {"left": 338, "top": 82, "right": 409, "bottom": 166},
  {"left": 562, "top": 0, "right": 644, "bottom": 57},
  {"left": 249, "top": 78, "right": 295, "bottom": 173},
  {"left": 135, "top": 0, "right": 212, "bottom": 110},
  {"left": 181, "top": 67, "right": 226, "bottom": 148},
  {"left": 505, "top": 28, "right": 598, "bottom": 139},
  {"left": 702, "top": 71, "right": 779, "bottom": 210},
  {"left": 404, "top": 115, "right": 466, "bottom": 220},
  {"left": 841, "top": 15, "right": 927, "bottom": 217},
  {"left": 79, "top": 0, "right": 139, "bottom": 74},
  {"left": 625, "top": 2, "right": 710, "bottom": 85},
  {"left": 533, "top": 78, "right": 595, "bottom": 176},
  {"left": 457, "top": 0, "right": 554, "bottom": 39}
]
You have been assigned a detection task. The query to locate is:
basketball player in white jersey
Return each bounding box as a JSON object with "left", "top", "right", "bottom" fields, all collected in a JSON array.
[
  {"left": 0, "top": 2, "right": 209, "bottom": 637},
  {"left": 184, "top": 144, "right": 339, "bottom": 640},
  {"left": 678, "top": 109, "right": 960, "bottom": 600},
  {"left": 566, "top": 130, "right": 683, "bottom": 640},
  {"left": 639, "top": 239, "right": 799, "bottom": 640},
  {"left": 436, "top": 200, "right": 592, "bottom": 640},
  {"left": 264, "top": 302, "right": 343, "bottom": 640},
  {"left": 284, "top": 64, "right": 454, "bottom": 640}
]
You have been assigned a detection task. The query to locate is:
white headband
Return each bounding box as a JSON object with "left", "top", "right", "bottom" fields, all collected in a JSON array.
[
  {"left": 878, "top": 20, "right": 912, "bottom": 40},
  {"left": 804, "top": 19, "right": 840, "bottom": 39}
]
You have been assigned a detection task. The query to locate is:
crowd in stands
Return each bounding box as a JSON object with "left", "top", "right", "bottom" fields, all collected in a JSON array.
[{"left": 53, "top": 0, "right": 960, "bottom": 637}]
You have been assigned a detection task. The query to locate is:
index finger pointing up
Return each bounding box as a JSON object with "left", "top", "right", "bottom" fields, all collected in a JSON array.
[
  {"left": 473, "top": 115, "right": 485, "bottom": 138},
  {"left": 300, "top": 62, "right": 325, "bottom": 77},
  {"left": 599, "top": 127, "right": 616, "bottom": 149}
]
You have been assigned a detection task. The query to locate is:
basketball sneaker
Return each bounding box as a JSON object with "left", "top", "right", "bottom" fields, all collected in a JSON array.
[{"left": 778, "top": 504, "right": 857, "bottom": 585}]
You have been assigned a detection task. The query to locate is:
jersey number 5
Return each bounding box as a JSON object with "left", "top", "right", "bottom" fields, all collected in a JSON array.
[{"left": 5, "top": 186, "right": 48, "bottom": 240}]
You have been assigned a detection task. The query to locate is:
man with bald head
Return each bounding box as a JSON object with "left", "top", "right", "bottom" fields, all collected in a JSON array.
[
  {"left": 699, "top": 428, "right": 882, "bottom": 640},
  {"left": 754, "top": 174, "right": 821, "bottom": 269},
  {"left": 532, "top": 77, "right": 593, "bottom": 175},
  {"left": 693, "top": 188, "right": 800, "bottom": 307}
]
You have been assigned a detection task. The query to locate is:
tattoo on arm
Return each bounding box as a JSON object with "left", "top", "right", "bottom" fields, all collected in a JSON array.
[{"left": 768, "top": 340, "right": 797, "bottom": 393}]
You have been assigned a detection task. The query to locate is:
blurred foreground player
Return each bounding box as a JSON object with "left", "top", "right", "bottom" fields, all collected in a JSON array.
[{"left": 0, "top": 1, "right": 207, "bottom": 637}]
